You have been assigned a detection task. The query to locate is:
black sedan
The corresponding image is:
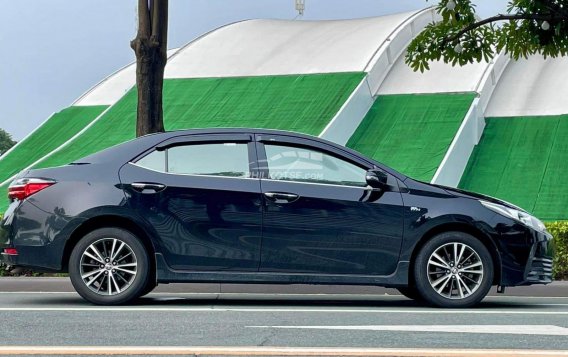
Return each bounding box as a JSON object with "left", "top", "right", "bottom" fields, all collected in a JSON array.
[{"left": 0, "top": 129, "right": 553, "bottom": 307}]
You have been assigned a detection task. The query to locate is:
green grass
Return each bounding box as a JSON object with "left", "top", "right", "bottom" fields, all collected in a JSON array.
[
  {"left": 347, "top": 93, "right": 476, "bottom": 182},
  {"left": 459, "top": 115, "right": 568, "bottom": 221},
  {"left": 0, "top": 73, "right": 364, "bottom": 212},
  {"left": 36, "top": 73, "right": 365, "bottom": 169},
  {"left": 0, "top": 184, "right": 7, "bottom": 213},
  {"left": 0, "top": 106, "right": 107, "bottom": 183}
]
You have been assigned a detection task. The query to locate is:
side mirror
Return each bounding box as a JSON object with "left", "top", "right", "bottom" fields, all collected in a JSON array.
[{"left": 366, "top": 169, "right": 388, "bottom": 189}]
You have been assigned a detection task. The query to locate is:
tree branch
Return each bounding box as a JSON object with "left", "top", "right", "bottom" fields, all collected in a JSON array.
[{"left": 444, "top": 12, "right": 566, "bottom": 44}]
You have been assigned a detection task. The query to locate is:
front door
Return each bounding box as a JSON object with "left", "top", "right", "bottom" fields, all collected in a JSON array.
[
  {"left": 256, "top": 135, "right": 404, "bottom": 276},
  {"left": 119, "top": 134, "right": 262, "bottom": 271}
]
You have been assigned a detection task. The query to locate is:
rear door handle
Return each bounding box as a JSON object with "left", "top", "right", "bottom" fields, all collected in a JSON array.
[
  {"left": 264, "top": 192, "right": 299, "bottom": 203},
  {"left": 131, "top": 182, "right": 166, "bottom": 193}
]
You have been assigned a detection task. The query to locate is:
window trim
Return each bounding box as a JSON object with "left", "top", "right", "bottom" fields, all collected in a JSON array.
[
  {"left": 155, "top": 133, "right": 252, "bottom": 150},
  {"left": 256, "top": 134, "right": 372, "bottom": 168},
  {"left": 256, "top": 137, "right": 370, "bottom": 188},
  {"left": 261, "top": 177, "right": 373, "bottom": 190},
  {"left": 132, "top": 135, "right": 258, "bottom": 179}
]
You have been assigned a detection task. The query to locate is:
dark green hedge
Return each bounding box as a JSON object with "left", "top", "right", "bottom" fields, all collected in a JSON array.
[{"left": 545, "top": 221, "right": 568, "bottom": 280}]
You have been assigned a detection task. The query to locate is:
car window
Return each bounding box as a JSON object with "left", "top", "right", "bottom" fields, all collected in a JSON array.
[
  {"left": 264, "top": 144, "right": 367, "bottom": 187},
  {"left": 136, "top": 150, "right": 166, "bottom": 172},
  {"left": 136, "top": 142, "right": 250, "bottom": 178}
]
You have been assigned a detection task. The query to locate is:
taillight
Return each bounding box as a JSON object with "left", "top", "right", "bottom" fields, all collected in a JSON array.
[
  {"left": 8, "top": 178, "right": 56, "bottom": 201},
  {"left": 3, "top": 248, "right": 18, "bottom": 256}
]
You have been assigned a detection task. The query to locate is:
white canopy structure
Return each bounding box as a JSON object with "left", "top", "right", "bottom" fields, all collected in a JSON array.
[{"left": 1, "top": 9, "right": 567, "bottom": 219}]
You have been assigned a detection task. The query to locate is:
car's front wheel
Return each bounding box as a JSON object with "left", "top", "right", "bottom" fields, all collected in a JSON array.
[
  {"left": 396, "top": 286, "right": 423, "bottom": 301},
  {"left": 69, "top": 227, "right": 150, "bottom": 305},
  {"left": 414, "top": 232, "right": 493, "bottom": 308}
]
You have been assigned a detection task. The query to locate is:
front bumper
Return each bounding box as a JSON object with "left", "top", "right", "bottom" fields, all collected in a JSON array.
[
  {"left": 522, "top": 231, "right": 554, "bottom": 285},
  {"left": 494, "top": 218, "right": 555, "bottom": 287}
]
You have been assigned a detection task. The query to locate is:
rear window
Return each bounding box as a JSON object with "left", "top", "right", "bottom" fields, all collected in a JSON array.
[{"left": 135, "top": 142, "right": 250, "bottom": 178}]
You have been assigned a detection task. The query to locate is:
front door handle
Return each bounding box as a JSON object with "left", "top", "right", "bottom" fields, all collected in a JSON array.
[
  {"left": 264, "top": 192, "right": 299, "bottom": 204},
  {"left": 130, "top": 182, "right": 166, "bottom": 193}
]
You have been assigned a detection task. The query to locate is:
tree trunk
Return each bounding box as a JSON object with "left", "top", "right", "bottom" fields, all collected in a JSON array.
[{"left": 131, "top": 0, "right": 168, "bottom": 137}]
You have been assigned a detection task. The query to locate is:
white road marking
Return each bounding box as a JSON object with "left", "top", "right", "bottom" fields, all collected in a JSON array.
[
  {"left": 0, "top": 307, "right": 568, "bottom": 315},
  {"left": 483, "top": 295, "right": 568, "bottom": 299},
  {"left": 1, "top": 290, "right": 567, "bottom": 299},
  {"left": 249, "top": 324, "right": 568, "bottom": 336},
  {"left": 0, "top": 346, "right": 567, "bottom": 356},
  {"left": 0, "top": 291, "right": 567, "bottom": 301}
]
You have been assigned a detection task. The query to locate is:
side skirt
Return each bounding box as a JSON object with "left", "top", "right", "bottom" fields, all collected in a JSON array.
[{"left": 155, "top": 253, "right": 409, "bottom": 287}]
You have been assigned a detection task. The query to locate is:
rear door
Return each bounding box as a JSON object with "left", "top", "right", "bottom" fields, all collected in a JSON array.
[
  {"left": 256, "top": 134, "right": 404, "bottom": 276},
  {"left": 119, "top": 133, "right": 262, "bottom": 271}
]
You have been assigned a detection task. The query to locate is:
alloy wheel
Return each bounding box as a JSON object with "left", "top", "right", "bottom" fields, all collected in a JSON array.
[
  {"left": 426, "top": 242, "right": 484, "bottom": 299},
  {"left": 79, "top": 238, "right": 138, "bottom": 296}
]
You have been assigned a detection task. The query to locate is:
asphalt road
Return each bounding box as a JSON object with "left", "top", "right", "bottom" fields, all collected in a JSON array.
[{"left": 0, "top": 278, "right": 567, "bottom": 356}]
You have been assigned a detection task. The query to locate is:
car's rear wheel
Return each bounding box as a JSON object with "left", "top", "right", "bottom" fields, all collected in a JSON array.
[
  {"left": 414, "top": 232, "right": 493, "bottom": 308},
  {"left": 140, "top": 278, "right": 157, "bottom": 297},
  {"left": 69, "top": 227, "right": 150, "bottom": 305}
]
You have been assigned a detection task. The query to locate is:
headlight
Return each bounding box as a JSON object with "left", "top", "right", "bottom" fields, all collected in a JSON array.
[{"left": 480, "top": 200, "right": 546, "bottom": 232}]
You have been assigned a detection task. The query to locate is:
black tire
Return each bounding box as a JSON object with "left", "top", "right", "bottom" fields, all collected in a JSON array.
[
  {"left": 396, "top": 286, "right": 423, "bottom": 301},
  {"left": 139, "top": 278, "right": 157, "bottom": 298},
  {"left": 413, "top": 232, "right": 494, "bottom": 308},
  {"left": 69, "top": 227, "right": 150, "bottom": 305},
  {"left": 138, "top": 255, "right": 157, "bottom": 298}
]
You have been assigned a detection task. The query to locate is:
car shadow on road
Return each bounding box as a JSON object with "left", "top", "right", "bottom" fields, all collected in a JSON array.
[
  {"left": 12, "top": 294, "right": 554, "bottom": 310},
  {"left": 133, "top": 296, "right": 554, "bottom": 310}
]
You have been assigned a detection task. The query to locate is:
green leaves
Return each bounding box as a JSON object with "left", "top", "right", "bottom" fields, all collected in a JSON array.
[
  {"left": 406, "top": 0, "right": 568, "bottom": 72},
  {"left": 545, "top": 221, "right": 568, "bottom": 280},
  {"left": 0, "top": 128, "right": 16, "bottom": 156}
]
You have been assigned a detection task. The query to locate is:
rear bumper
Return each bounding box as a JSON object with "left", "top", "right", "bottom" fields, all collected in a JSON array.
[
  {"left": 0, "top": 201, "right": 18, "bottom": 248},
  {"left": 0, "top": 252, "right": 18, "bottom": 267},
  {"left": 1, "top": 201, "right": 18, "bottom": 267},
  {"left": 0, "top": 199, "right": 80, "bottom": 271}
]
